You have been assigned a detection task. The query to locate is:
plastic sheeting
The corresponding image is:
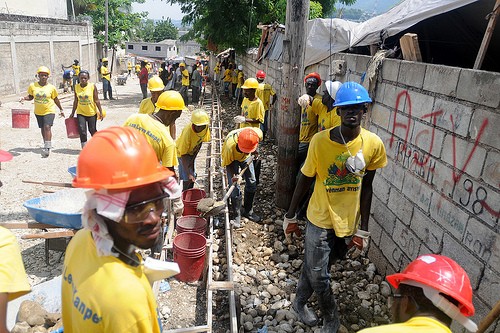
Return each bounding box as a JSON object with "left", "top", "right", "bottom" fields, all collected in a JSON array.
[{"left": 304, "top": 0, "right": 479, "bottom": 67}]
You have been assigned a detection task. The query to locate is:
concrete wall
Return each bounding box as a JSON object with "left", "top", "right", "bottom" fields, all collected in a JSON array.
[
  {"left": 125, "top": 41, "right": 177, "bottom": 59},
  {"left": 1, "top": 0, "right": 67, "bottom": 20},
  {"left": 238, "top": 52, "right": 500, "bottom": 332},
  {"left": 0, "top": 16, "right": 98, "bottom": 96}
]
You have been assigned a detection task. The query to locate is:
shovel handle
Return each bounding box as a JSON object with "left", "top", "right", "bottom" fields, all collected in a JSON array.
[
  {"left": 22, "top": 180, "right": 72, "bottom": 187},
  {"left": 221, "top": 156, "right": 254, "bottom": 202}
]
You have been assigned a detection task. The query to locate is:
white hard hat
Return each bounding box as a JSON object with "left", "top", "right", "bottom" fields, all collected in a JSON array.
[
  {"left": 325, "top": 80, "right": 342, "bottom": 98},
  {"left": 238, "top": 65, "right": 243, "bottom": 70}
]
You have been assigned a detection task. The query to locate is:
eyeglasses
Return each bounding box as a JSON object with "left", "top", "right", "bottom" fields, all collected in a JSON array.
[{"left": 123, "top": 192, "right": 169, "bottom": 224}]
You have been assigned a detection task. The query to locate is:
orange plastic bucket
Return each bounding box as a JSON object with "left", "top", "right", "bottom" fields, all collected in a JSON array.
[
  {"left": 11, "top": 109, "right": 30, "bottom": 128},
  {"left": 65, "top": 118, "right": 80, "bottom": 139}
]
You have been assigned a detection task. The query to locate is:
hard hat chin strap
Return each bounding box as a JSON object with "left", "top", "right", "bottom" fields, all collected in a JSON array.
[{"left": 402, "top": 280, "right": 478, "bottom": 332}]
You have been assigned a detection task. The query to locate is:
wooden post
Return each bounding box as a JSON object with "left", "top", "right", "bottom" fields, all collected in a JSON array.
[
  {"left": 276, "top": 0, "right": 310, "bottom": 209},
  {"left": 399, "top": 33, "right": 422, "bottom": 62},
  {"left": 474, "top": 0, "right": 500, "bottom": 69}
]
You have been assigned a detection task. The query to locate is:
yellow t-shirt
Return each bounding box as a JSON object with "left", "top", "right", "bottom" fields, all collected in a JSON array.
[
  {"left": 299, "top": 93, "right": 322, "bottom": 143},
  {"left": 221, "top": 127, "right": 263, "bottom": 167},
  {"left": 237, "top": 71, "right": 244, "bottom": 88},
  {"left": 124, "top": 114, "right": 178, "bottom": 167},
  {"left": 240, "top": 98, "right": 265, "bottom": 128},
  {"left": 138, "top": 97, "right": 156, "bottom": 115},
  {"left": 146, "top": 63, "right": 152, "bottom": 73},
  {"left": 223, "top": 69, "right": 232, "bottom": 82},
  {"left": 318, "top": 105, "right": 341, "bottom": 132},
  {"left": 61, "top": 230, "right": 162, "bottom": 333},
  {"left": 0, "top": 227, "right": 31, "bottom": 301},
  {"left": 100, "top": 65, "right": 111, "bottom": 81},
  {"left": 231, "top": 70, "right": 238, "bottom": 84},
  {"left": 302, "top": 128, "right": 387, "bottom": 236},
  {"left": 75, "top": 83, "right": 97, "bottom": 117},
  {"left": 135, "top": 64, "right": 141, "bottom": 72},
  {"left": 255, "top": 83, "right": 276, "bottom": 110},
  {"left": 27, "top": 82, "right": 58, "bottom": 116},
  {"left": 181, "top": 69, "right": 189, "bottom": 86},
  {"left": 357, "top": 317, "right": 452, "bottom": 333},
  {"left": 128, "top": 62, "right": 132, "bottom": 70},
  {"left": 214, "top": 65, "right": 220, "bottom": 74},
  {"left": 176, "top": 123, "right": 211, "bottom": 156},
  {"left": 72, "top": 64, "right": 81, "bottom": 76}
]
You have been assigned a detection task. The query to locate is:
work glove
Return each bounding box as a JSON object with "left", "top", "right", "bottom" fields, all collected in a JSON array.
[
  {"left": 283, "top": 213, "right": 301, "bottom": 244},
  {"left": 172, "top": 197, "right": 184, "bottom": 218},
  {"left": 233, "top": 115, "right": 246, "bottom": 124},
  {"left": 297, "top": 94, "right": 313, "bottom": 109},
  {"left": 231, "top": 174, "right": 242, "bottom": 184},
  {"left": 347, "top": 229, "right": 370, "bottom": 259}
]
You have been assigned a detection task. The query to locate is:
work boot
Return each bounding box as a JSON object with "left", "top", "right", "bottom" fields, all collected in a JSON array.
[
  {"left": 318, "top": 289, "right": 340, "bottom": 333},
  {"left": 230, "top": 196, "right": 242, "bottom": 228},
  {"left": 292, "top": 299, "right": 318, "bottom": 327},
  {"left": 41, "top": 148, "right": 50, "bottom": 158},
  {"left": 241, "top": 191, "right": 261, "bottom": 222}
]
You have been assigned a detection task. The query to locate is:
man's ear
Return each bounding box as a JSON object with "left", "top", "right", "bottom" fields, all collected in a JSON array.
[{"left": 336, "top": 107, "right": 341, "bottom": 116}]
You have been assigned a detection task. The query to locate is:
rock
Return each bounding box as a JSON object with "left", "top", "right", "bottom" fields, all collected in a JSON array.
[
  {"left": 45, "top": 313, "right": 61, "bottom": 327},
  {"left": 243, "top": 321, "right": 254, "bottom": 331},
  {"left": 267, "top": 284, "right": 281, "bottom": 296},
  {"left": 17, "top": 301, "right": 48, "bottom": 323},
  {"left": 380, "top": 281, "right": 391, "bottom": 297},
  {"left": 11, "top": 322, "right": 30, "bottom": 333},
  {"left": 30, "top": 326, "right": 48, "bottom": 333},
  {"left": 366, "top": 283, "right": 380, "bottom": 294}
]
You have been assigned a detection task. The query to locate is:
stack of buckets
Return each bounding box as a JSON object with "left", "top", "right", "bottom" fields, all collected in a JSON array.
[
  {"left": 173, "top": 189, "right": 207, "bottom": 282},
  {"left": 11, "top": 109, "right": 30, "bottom": 128}
]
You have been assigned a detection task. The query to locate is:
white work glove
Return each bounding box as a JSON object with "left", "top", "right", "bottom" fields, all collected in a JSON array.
[
  {"left": 283, "top": 213, "right": 301, "bottom": 244},
  {"left": 347, "top": 229, "right": 370, "bottom": 259},
  {"left": 233, "top": 115, "right": 245, "bottom": 124},
  {"left": 172, "top": 197, "right": 184, "bottom": 217},
  {"left": 297, "top": 94, "right": 313, "bottom": 108}
]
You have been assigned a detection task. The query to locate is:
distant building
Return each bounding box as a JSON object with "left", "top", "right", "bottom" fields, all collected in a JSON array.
[
  {"left": 125, "top": 40, "right": 177, "bottom": 60},
  {"left": 176, "top": 40, "right": 201, "bottom": 57}
]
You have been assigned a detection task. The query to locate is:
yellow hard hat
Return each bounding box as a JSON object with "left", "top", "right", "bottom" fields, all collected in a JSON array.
[
  {"left": 102, "top": 58, "right": 108, "bottom": 62},
  {"left": 155, "top": 91, "right": 186, "bottom": 111},
  {"left": 191, "top": 109, "right": 210, "bottom": 126},
  {"left": 179, "top": 62, "right": 186, "bottom": 67},
  {"left": 97, "top": 108, "right": 106, "bottom": 120},
  {"left": 242, "top": 78, "right": 259, "bottom": 89},
  {"left": 147, "top": 76, "right": 165, "bottom": 91},
  {"left": 37, "top": 66, "right": 51, "bottom": 75}
]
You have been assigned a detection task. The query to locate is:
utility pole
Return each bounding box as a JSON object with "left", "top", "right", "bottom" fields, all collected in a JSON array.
[
  {"left": 275, "top": 0, "right": 310, "bottom": 209},
  {"left": 105, "top": 0, "right": 109, "bottom": 57}
]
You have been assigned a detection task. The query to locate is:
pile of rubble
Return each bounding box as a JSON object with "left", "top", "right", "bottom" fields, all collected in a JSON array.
[{"left": 11, "top": 301, "right": 62, "bottom": 333}]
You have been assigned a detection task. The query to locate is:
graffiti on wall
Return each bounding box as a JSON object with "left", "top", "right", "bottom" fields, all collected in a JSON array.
[{"left": 389, "top": 90, "right": 499, "bottom": 223}]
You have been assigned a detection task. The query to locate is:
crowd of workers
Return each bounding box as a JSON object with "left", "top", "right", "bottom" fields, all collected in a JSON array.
[{"left": 0, "top": 59, "right": 481, "bottom": 333}]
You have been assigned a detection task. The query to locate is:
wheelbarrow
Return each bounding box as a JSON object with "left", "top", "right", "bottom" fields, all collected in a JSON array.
[{"left": 22, "top": 188, "right": 87, "bottom": 264}]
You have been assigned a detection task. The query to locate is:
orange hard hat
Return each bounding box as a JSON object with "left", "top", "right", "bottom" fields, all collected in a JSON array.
[
  {"left": 386, "top": 254, "right": 475, "bottom": 317},
  {"left": 237, "top": 128, "right": 260, "bottom": 153},
  {"left": 304, "top": 72, "right": 321, "bottom": 86},
  {"left": 73, "top": 126, "right": 173, "bottom": 190}
]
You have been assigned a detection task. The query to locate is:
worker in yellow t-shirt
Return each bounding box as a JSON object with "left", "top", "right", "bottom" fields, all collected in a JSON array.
[
  {"left": 100, "top": 58, "right": 114, "bottom": 100},
  {"left": 231, "top": 65, "right": 239, "bottom": 99},
  {"left": 214, "top": 62, "right": 220, "bottom": 84},
  {"left": 284, "top": 82, "right": 387, "bottom": 331},
  {"left": 124, "top": 91, "right": 185, "bottom": 171},
  {"left": 176, "top": 109, "right": 211, "bottom": 190},
  {"left": 20, "top": 66, "right": 64, "bottom": 158},
  {"left": 135, "top": 63, "right": 141, "bottom": 76},
  {"left": 179, "top": 63, "right": 190, "bottom": 105},
  {"left": 255, "top": 70, "right": 277, "bottom": 139},
  {"left": 235, "top": 78, "right": 265, "bottom": 130},
  {"left": 127, "top": 61, "right": 132, "bottom": 77},
  {"left": 222, "top": 64, "right": 233, "bottom": 97},
  {"left": 317, "top": 80, "right": 342, "bottom": 132}
]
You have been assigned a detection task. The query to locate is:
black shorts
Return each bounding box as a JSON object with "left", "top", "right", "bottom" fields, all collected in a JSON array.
[{"left": 35, "top": 113, "right": 55, "bottom": 128}]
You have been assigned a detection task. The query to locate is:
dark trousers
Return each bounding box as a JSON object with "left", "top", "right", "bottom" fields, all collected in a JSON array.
[
  {"left": 140, "top": 83, "right": 148, "bottom": 99},
  {"left": 102, "top": 79, "right": 113, "bottom": 99},
  {"left": 77, "top": 114, "right": 97, "bottom": 144}
]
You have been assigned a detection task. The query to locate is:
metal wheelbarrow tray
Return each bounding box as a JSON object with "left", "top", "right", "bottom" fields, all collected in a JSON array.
[{"left": 23, "top": 188, "right": 87, "bottom": 229}]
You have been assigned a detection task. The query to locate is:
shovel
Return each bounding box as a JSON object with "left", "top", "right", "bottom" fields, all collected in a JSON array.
[
  {"left": 197, "top": 156, "right": 253, "bottom": 217},
  {"left": 22, "top": 180, "right": 73, "bottom": 187}
]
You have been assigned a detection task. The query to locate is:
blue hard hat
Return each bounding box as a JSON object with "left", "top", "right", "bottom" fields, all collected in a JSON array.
[{"left": 333, "top": 82, "right": 372, "bottom": 107}]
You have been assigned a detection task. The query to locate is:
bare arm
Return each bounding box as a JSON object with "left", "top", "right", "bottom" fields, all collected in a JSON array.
[
  {"left": 359, "top": 170, "right": 376, "bottom": 231},
  {"left": 93, "top": 85, "right": 103, "bottom": 118},
  {"left": 0, "top": 293, "right": 9, "bottom": 333},
  {"left": 70, "top": 91, "right": 78, "bottom": 117},
  {"left": 285, "top": 172, "right": 315, "bottom": 218},
  {"left": 53, "top": 97, "right": 64, "bottom": 117}
]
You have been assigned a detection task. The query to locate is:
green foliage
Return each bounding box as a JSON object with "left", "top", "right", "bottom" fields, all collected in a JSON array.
[
  {"left": 76, "top": 0, "right": 146, "bottom": 48},
  {"left": 136, "top": 19, "right": 178, "bottom": 42},
  {"left": 309, "top": 1, "right": 323, "bottom": 19}
]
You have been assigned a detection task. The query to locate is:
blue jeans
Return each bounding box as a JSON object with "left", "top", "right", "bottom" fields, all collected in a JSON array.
[
  {"left": 296, "top": 221, "right": 345, "bottom": 329},
  {"left": 178, "top": 155, "right": 196, "bottom": 191},
  {"left": 226, "top": 157, "right": 256, "bottom": 199},
  {"left": 102, "top": 79, "right": 112, "bottom": 99}
]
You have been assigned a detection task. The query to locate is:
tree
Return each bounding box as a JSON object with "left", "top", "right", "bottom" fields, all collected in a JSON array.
[
  {"left": 153, "top": 19, "right": 178, "bottom": 41},
  {"left": 75, "top": 0, "right": 146, "bottom": 48},
  {"left": 168, "top": 0, "right": 358, "bottom": 53}
]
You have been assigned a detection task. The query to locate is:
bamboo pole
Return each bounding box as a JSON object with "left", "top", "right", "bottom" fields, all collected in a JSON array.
[{"left": 473, "top": 0, "right": 500, "bottom": 69}]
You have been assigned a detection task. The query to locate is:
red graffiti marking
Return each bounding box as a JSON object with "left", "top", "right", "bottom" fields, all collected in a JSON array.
[
  {"left": 389, "top": 90, "right": 412, "bottom": 149},
  {"left": 450, "top": 115, "right": 488, "bottom": 184},
  {"left": 413, "top": 109, "right": 444, "bottom": 167}
]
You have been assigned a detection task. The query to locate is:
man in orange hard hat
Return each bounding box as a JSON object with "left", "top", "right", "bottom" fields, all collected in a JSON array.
[
  {"left": 62, "top": 126, "right": 181, "bottom": 333},
  {"left": 221, "top": 127, "right": 263, "bottom": 227},
  {"left": 358, "top": 254, "right": 477, "bottom": 333}
]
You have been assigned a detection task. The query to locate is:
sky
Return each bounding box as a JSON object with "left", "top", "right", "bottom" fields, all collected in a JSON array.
[{"left": 131, "top": 0, "right": 184, "bottom": 21}]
